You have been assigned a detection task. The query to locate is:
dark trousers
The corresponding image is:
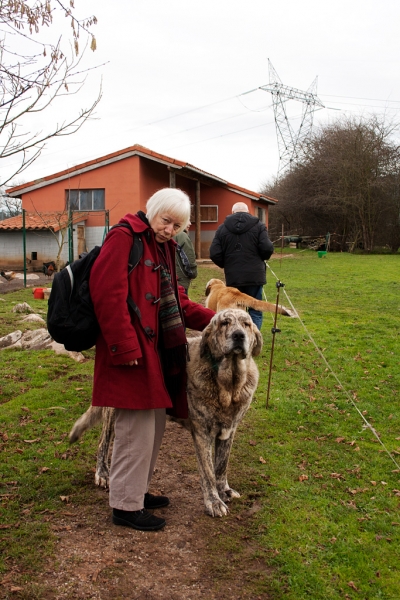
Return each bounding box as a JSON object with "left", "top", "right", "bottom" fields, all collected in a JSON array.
[{"left": 236, "top": 284, "right": 263, "bottom": 330}]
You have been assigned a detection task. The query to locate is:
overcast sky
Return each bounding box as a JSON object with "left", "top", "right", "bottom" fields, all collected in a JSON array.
[{"left": 5, "top": 0, "right": 400, "bottom": 193}]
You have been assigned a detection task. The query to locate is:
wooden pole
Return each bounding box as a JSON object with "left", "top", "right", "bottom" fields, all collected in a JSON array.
[
  {"left": 195, "top": 180, "right": 201, "bottom": 259},
  {"left": 266, "top": 281, "right": 284, "bottom": 408}
]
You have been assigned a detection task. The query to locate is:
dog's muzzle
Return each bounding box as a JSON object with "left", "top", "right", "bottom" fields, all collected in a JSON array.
[{"left": 231, "top": 329, "right": 246, "bottom": 353}]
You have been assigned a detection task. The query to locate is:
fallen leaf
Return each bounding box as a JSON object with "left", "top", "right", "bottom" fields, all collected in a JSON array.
[
  {"left": 299, "top": 474, "right": 308, "bottom": 482},
  {"left": 60, "top": 496, "right": 70, "bottom": 503},
  {"left": 23, "top": 438, "right": 40, "bottom": 444},
  {"left": 10, "top": 587, "right": 23, "bottom": 592},
  {"left": 249, "top": 440, "right": 257, "bottom": 446},
  {"left": 259, "top": 456, "right": 266, "bottom": 464},
  {"left": 40, "top": 467, "right": 50, "bottom": 473},
  {"left": 75, "top": 387, "right": 84, "bottom": 391},
  {"left": 371, "top": 481, "right": 377, "bottom": 486},
  {"left": 335, "top": 437, "right": 345, "bottom": 443},
  {"left": 347, "top": 581, "right": 359, "bottom": 591},
  {"left": 381, "top": 481, "right": 387, "bottom": 486}
]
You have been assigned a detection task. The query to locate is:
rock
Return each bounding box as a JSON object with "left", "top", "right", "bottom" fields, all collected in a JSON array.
[
  {"left": 20, "top": 314, "right": 46, "bottom": 324},
  {"left": 47, "top": 341, "right": 86, "bottom": 363},
  {"left": 12, "top": 302, "right": 34, "bottom": 314},
  {"left": 20, "top": 328, "right": 52, "bottom": 349},
  {"left": 0, "top": 330, "right": 23, "bottom": 348},
  {"left": 0, "top": 327, "right": 86, "bottom": 362}
]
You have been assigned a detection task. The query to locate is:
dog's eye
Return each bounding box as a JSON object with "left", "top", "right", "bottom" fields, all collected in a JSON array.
[
  {"left": 221, "top": 320, "right": 229, "bottom": 326},
  {"left": 244, "top": 322, "right": 251, "bottom": 327}
]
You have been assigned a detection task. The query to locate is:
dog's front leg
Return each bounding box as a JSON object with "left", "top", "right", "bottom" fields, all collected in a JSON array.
[
  {"left": 215, "top": 429, "right": 240, "bottom": 502},
  {"left": 190, "top": 423, "right": 229, "bottom": 517}
]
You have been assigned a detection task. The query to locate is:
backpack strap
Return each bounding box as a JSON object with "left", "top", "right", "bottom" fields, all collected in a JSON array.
[
  {"left": 111, "top": 222, "right": 143, "bottom": 273},
  {"left": 110, "top": 223, "right": 154, "bottom": 340}
]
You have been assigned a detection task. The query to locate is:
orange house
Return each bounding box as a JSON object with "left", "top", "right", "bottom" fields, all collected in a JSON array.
[{"left": 2, "top": 144, "right": 277, "bottom": 269}]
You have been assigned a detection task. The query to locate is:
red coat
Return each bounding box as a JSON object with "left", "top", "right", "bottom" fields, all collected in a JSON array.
[{"left": 90, "top": 212, "right": 214, "bottom": 418}]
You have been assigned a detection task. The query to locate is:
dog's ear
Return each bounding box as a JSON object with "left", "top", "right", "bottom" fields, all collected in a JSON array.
[
  {"left": 205, "top": 280, "right": 212, "bottom": 297},
  {"left": 251, "top": 323, "right": 263, "bottom": 357},
  {"left": 200, "top": 320, "right": 213, "bottom": 357}
]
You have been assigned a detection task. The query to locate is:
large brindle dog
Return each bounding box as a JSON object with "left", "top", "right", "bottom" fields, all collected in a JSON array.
[
  {"left": 205, "top": 278, "right": 291, "bottom": 316},
  {"left": 69, "top": 308, "right": 262, "bottom": 517}
]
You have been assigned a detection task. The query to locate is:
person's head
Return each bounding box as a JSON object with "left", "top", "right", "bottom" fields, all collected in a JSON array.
[
  {"left": 146, "top": 188, "right": 191, "bottom": 243},
  {"left": 232, "top": 202, "right": 249, "bottom": 214}
]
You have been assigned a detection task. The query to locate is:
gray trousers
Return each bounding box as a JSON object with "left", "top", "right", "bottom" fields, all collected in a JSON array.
[{"left": 109, "top": 408, "right": 166, "bottom": 511}]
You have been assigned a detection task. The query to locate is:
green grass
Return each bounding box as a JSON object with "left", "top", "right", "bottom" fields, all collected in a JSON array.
[
  {"left": 194, "top": 252, "right": 400, "bottom": 600},
  {"left": 1, "top": 253, "right": 399, "bottom": 598}
]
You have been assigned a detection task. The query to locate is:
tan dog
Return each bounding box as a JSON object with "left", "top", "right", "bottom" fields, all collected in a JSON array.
[{"left": 205, "top": 278, "right": 290, "bottom": 316}]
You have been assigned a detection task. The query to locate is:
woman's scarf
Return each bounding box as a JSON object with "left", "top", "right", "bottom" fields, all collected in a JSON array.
[{"left": 156, "top": 242, "right": 187, "bottom": 379}]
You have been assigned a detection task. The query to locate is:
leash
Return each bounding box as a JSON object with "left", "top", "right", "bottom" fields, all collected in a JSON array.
[{"left": 266, "top": 280, "right": 285, "bottom": 409}]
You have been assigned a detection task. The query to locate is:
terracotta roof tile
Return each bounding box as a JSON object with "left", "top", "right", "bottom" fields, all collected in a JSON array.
[{"left": 0, "top": 212, "right": 88, "bottom": 231}]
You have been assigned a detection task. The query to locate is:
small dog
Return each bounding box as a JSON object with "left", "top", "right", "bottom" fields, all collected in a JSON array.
[
  {"left": 205, "top": 278, "right": 290, "bottom": 316},
  {"left": 69, "top": 309, "right": 262, "bottom": 517}
]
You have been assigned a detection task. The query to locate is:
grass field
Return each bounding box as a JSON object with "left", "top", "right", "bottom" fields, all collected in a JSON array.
[
  {"left": 193, "top": 252, "right": 400, "bottom": 599},
  {"left": 1, "top": 251, "right": 399, "bottom": 598}
]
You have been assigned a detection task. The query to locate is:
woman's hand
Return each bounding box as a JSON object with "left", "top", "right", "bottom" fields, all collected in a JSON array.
[{"left": 122, "top": 360, "right": 138, "bottom": 366}]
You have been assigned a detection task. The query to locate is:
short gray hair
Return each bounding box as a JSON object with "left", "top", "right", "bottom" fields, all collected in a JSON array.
[
  {"left": 232, "top": 202, "right": 249, "bottom": 214},
  {"left": 146, "top": 188, "right": 191, "bottom": 233}
]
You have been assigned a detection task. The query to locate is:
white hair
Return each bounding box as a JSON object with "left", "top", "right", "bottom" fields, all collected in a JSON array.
[
  {"left": 232, "top": 202, "right": 249, "bottom": 214},
  {"left": 146, "top": 188, "right": 191, "bottom": 233}
]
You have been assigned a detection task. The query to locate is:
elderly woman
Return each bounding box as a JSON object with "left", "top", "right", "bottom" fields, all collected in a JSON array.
[{"left": 89, "top": 188, "right": 214, "bottom": 531}]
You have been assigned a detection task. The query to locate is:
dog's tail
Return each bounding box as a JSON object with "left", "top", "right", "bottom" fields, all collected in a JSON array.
[
  {"left": 234, "top": 295, "right": 291, "bottom": 316},
  {"left": 69, "top": 405, "right": 103, "bottom": 444}
]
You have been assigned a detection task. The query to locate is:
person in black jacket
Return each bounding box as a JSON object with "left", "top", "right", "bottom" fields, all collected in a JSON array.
[{"left": 209, "top": 201, "right": 274, "bottom": 330}]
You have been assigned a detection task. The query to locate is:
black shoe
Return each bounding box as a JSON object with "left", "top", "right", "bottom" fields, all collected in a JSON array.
[
  {"left": 144, "top": 492, "right": 170, "bottom": 509},
  {"left": 112, "top": 508, "right": 166, "bottom": 531}
]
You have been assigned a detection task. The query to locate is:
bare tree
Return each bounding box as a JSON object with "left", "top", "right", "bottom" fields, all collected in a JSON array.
[
  {"left": 0, "top": 0, "right": 101, "bottom": 187},
  {"left": 264, "top": 115, "right": 400, "bottom": 252},
  {"left": 0, "top": 186, "right": 21, "bottom": 217}
]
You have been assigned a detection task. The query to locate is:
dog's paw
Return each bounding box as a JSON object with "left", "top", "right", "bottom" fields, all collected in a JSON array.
[
  {"left": 219, "top": 487, "right": 240, "bottom": 502},
  {"left": 205, "top": 497, "right": 229, "bottom": 517},
  {"left": 94, "top": 472, "right": 109, "bottom": 489}
]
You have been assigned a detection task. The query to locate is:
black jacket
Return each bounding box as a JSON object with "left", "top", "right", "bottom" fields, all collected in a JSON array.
[{"left": 209, "top": 212, "right": 274, "bottom": 287}]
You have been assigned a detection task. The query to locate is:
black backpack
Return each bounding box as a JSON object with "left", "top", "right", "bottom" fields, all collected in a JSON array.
[{"left": 47, "top": 223, "right": 143, "bottom": 352}]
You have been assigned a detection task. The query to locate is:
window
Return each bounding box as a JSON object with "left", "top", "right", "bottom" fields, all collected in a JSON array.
[
  {"left": 256, "top": 207, "right": 266, "bottom": 224},
  {"left": 66, "top": 189, "right": 105, "bottom": 211},
  {"left": 190, "top": 205, "right": 218, "bottom": 223}
]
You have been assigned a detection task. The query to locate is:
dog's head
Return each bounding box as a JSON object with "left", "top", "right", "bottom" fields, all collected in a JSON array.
[
  {"left": 205, "top": 278, "right": 225, "bottom": 297},
  {"left": 200, "top": 308, "right": 262, "bottom": 359}
]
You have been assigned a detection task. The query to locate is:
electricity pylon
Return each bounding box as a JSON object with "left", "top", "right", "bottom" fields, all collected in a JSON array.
[{"left": 260, "top": 59, "right": 325, "bottom": 175}]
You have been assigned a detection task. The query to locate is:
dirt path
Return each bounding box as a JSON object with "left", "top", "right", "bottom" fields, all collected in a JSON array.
[{"left": 36, "top": 421, "right": 270, "bottom": 600}]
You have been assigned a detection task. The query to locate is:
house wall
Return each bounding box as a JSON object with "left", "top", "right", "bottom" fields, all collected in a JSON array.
[
  {"left": 20, "top": 155, "right": 142, "bottom": 227},
  {"left": 0, "top": 230, "right": 62, "bottom": 270}
]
